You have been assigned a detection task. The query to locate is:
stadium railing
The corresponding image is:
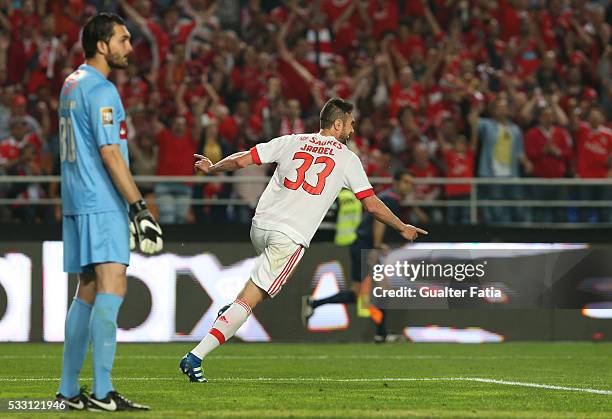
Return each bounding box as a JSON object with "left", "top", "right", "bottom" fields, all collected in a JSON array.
[{"left": 0, "top": 175, "right": 611, "bottom": 226}]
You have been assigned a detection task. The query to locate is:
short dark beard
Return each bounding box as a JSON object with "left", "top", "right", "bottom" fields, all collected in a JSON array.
[{"left": 106, "top": 50, "right": 128, "bottom": 69}]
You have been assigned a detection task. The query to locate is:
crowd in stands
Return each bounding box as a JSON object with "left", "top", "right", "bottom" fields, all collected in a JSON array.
[{"left": 0, "top": 0, "right": 610, "bottom": 225}]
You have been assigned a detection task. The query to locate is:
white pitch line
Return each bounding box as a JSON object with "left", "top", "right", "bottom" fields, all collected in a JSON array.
[
  {"left": 0, "top": 376, "right": 609, "bottom": 395},
  {"left": 123, "top": 355, "right": 588, "bottom": 360},
  {"left": 461, "top": 378, "right": 612, "bottom": 396},
  {"left": 0, "top": 355, "right": 593, "bottom": 360}
]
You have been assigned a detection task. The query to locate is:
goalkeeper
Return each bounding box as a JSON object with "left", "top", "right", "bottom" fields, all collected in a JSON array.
[{"left": 56, "top": 13, "right": 162, "bottom": 411}]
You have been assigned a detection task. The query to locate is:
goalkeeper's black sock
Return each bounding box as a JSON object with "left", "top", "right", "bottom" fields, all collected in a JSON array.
[{"left": 312, "top": 291, "right": 356, "bottom": 309}]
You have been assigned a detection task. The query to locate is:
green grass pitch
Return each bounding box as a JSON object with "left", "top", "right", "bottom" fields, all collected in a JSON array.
[{"left": 0, "top": 342, "right": 610, "bottom": 417}]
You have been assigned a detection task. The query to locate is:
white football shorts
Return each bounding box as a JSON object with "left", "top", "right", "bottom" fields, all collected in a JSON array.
[{"left": 250, "top": 225, "right": 305, "bottom": 298}]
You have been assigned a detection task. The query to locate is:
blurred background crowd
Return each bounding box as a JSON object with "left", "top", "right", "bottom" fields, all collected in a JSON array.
[{"left": 0, "top": 0, "right": 610, "bottom": 225}]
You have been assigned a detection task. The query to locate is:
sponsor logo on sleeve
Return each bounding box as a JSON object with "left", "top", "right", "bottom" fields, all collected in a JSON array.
[{"left": 101, "top": 107, "right": 114, "bottom": 126}]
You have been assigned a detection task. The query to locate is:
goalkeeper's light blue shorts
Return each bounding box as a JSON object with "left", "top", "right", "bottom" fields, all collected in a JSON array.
[{"left": 63, "top": 211, "right": 130, "bottom": 274}]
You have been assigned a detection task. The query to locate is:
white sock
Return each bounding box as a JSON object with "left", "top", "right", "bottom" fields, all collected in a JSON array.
[{"left": 191, "top": 299, "right": 252, "bottom": 360}]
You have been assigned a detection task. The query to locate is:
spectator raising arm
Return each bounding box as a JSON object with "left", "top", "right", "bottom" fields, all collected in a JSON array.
[
  {"left": 174, "top": 78, "right": 191, "bottom": 117},
  {"left": 35, "top": 101, "right": 50, "bottom": 143},
  {"left": 276, "top": 12, "right": 292, "bottom": 60},
  {"left": 179, "top": 0, "right": 218, "bottom": 28},
  {"left": 571, "top": 17, "right": 594, "bottom": 48},
  {"left": 468, "top": 105, "right": 481, "bottom": 151},
  {"left": 330, "top": 0, "right": 370, "bottom": 36},
  {"left": 117, "top": 0, "right": 147, "bottom": 31},
  {"left": 201, "top": 73, "right": 220, "bottom": 106},
  {"left": 191, "top": 96, "right": 209, "bottom": 143},
  {"left": 164, "top": 53, "right": 177, "bottom": 93},
  {"left": 368, "top": 56, "right": 389, "bottom": 107},
  {"left": 0, "top": 33, "right": 8, "bottom": 76},
  {"left": 355, "top": 0, "right": 371, "bottom": 33},
  {"left": 277, "top": 13, "right": 325, "bottom": 107},
  {"left": 548, "top": 92, "right": 568, "bottom": 126},
  {"left": 0, "top": 9, "right": 9, "bottom": 32},
  {"left": 519, "top": 91, "right": 543, "bottom": 125},
  {"left": 421, "top": 47, "right": 444, "bottom": 91},
  {"left": 422, "top": 0, "right": 442, "bottom": 38},
  {"left": 0, "top": 9, "right": 9, "bottom": 76},
  {"left": 517, "top": 130, "right": 534, "bottom": 175},
  {"left": 118, "top": 0, "right": 160, "bottom": 71},
  {"left": 379, "top": 37, "right": 398, "bottom": 86}
]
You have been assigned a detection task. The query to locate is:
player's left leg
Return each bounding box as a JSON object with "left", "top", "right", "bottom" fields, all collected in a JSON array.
[
  {"left": 87, "top": 262, "right": 149, "bottom": 411},
  {"left": 182, "top": 229, "right": 304, "bottom": 382},
  {"left": 201, "top": 279, "right": 267, "bottom": 357},
  {"left": 57, "top": 274, "right": 96, "bottom": 409},
  {"left": 180, "top": 279, "right": 266, "bottom": 382},
  {"left": 89, "top": 262, "right": 126, "bottom": 401}
]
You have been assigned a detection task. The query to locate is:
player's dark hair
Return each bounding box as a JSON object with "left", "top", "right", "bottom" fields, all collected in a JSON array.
[
  {"left": 320, "top": 98, "right": 354, "bottom": 129},
  {"left": 82, "top": 13, "right": 126, "bottom": 59},
  {"left": 393, "top": 170, "right": 413, "bottom": 182}
]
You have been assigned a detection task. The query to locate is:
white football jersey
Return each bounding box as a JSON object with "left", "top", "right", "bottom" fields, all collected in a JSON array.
[{"left": 250, "top": 133, "right": 374, "bottom": 247}]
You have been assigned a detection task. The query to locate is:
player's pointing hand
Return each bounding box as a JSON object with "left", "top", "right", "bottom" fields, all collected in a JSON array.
[
  {"left": 194, "top": 154, "right": 213, "bottom": 174},
  {"left": 400, "top": 224, "right": 428, "bottom": 241}
]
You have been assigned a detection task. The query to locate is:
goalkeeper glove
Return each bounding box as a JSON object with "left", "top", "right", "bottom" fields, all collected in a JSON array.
[{"left": 129, "top": 199, "right": 163, "bottom": 254}]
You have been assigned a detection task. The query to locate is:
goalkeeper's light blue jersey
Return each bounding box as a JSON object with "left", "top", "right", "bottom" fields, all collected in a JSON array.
[{"left": 59, "top": 64, "right": 129, "bottom": 215}]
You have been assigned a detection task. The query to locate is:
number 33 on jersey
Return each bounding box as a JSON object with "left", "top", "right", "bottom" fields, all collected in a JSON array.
[{"left": 249, "top": 133, "right": 374, "bottom": 248}]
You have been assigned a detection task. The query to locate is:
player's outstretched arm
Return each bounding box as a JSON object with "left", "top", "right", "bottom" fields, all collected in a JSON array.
[
  {"left": 194, "top": 151, "right": 253, "bottom": 175},
  {"left": 100, "top": 144, "right": 163, "bottom": 254},
  {"left": 361, "top": 195, "right": 428, "bottom": 241}
]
